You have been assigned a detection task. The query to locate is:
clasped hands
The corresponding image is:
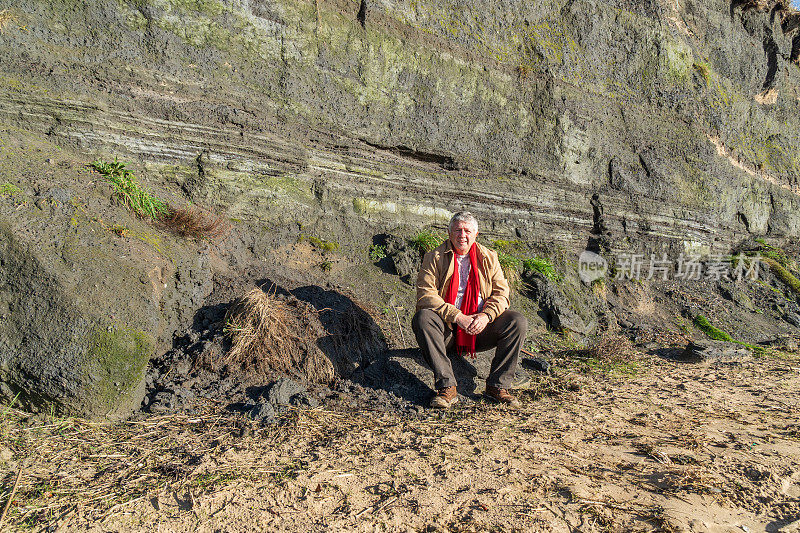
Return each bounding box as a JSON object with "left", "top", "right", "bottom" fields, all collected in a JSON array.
[{"left": 454, "top": 312, "right": 490, "bottom": 336}]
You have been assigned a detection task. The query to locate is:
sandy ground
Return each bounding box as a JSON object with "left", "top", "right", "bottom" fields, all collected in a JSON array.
[{"left": 1, "top": 351, "right": 799, "bottom": 532}]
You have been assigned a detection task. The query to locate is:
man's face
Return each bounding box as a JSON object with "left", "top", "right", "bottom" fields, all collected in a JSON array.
[{"left": 449, "top": 220, "right": 478, "bottom": 255}]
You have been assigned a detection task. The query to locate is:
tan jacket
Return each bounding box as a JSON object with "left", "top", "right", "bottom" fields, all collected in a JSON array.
[{"left": 415, "top": 240, "right": 510, "bottom": 324}]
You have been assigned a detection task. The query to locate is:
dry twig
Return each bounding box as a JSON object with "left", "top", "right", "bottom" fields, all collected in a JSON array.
[{"left": 0, "top": 465, "right": 23, "bottom": 529}]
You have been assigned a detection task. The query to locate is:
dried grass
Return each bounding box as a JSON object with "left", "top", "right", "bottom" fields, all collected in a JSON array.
[
  {"left": 223, "top": 288, "right": 334, "bottom": 384},
  {"left": 0, "top": 408, "right": 235, "bottom": 528},
  {"left": 662, "top": 466, "right": 723, "bottom": 495},
  {"left": 0, "top": 404, "right": 336, "bottom": 529},
  {"left": 555, "top": 333, "right": 640, "bottom": 375},
  {"left": 585, "top": 333, "right": 638, "bottom": 361},
  {"left": 162, "top": 206, "right": 226, "bottom": 240}
]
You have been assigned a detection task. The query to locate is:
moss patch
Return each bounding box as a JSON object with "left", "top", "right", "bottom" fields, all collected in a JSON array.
[
  {"left": 693, "top": 314, "right": 733, "bottom": 341},
  {"left": 693, "top": 314, "right": 766, "bottom": 355},
  {"left": 761, "top": 257, "right": 800, "bottom": 296},
  {"left": 85, "top": 326, "right": 154, "bottom": 414}
]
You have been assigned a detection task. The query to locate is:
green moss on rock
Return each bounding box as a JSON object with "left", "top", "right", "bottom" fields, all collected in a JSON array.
[{"left": 84, "top": 326, "right": 153, "bottom": 415}]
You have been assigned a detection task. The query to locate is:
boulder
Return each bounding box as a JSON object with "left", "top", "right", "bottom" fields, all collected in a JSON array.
[
  {"left": 526, "top": 273, "right": 597, "bottom": 337},
  {"left": 785, "top": 312, "right": 800, "bottom": 328},
  {"left": 0, "top": 169, "right": 212, "bottom": 418},
  {"left": 676, "top": 340, "right": 752, "bottom": 363},
  {"left": 248, "top": 402, "right": 277, "bottom": 425},
  {"left": 385, "top": 235, "right": 422, "bottom": 286}
]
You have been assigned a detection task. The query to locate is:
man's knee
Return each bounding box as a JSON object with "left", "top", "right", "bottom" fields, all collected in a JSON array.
[
  {"left": 497, "top": 310, "right": 527, "bottom": 335},
  {"left": 412, "top": 308, "right": 443, "bottom": 334}
]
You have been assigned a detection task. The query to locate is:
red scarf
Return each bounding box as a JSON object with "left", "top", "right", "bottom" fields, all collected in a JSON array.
[{"left": 445, "top": 243, "right": 480, "bottom": 358}]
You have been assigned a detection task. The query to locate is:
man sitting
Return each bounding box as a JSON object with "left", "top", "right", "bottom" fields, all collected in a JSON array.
[{"left": 412, "top": 211, "right": 528, "bottom": 409}]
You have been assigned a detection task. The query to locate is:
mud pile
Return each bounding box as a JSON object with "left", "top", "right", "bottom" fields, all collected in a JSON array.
[{"left": 141, "top": 274, "right": 425, "bottom": 419}]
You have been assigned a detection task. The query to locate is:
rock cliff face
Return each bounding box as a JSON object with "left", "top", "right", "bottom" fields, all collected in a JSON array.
[
  {"left": 0, "top": 0, "right": 799, "bottom": 415},
  {"left": 2, "top": 0, "right": 799, "bottom": 243}
]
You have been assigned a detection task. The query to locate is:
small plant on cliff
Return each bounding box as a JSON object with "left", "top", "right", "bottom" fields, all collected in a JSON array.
[
  {"left": 299, "top": 234, "right": 339, "bottom": 252},
  {"left": 90, "top": 158, "right": 169, "bottom": 220},
  {"left": 0, "top": 182, "right": 25, "bottom": 205},
  {"left": 693, "top": 314, "right": 734, "bottom": 341},
  {"left": 368, "top": 244, "right": 387, "bottom": 261},
  {"left": 0, "top": 182, "right": 21, "bottom": 196},
  {"left": 523, "top": 256, "right": 562, "bottom": 282},
  {"left": 90, "top": 158, "right": 224, "bottom": 241},
  {"left": 693, "top": 314, "right": 766, "bottom": 355},
  {"left": 753, "top": 238, "right": 793, "bottom": 268},
  {"left": 409, "top": 229, "right": 445, "bottom": 254}
]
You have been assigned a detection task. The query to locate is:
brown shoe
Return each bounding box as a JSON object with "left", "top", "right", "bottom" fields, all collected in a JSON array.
[
  {"left": 430, "top": 386, "right": 459, "bottom": 409},
  {"left": 483, "top": 386, "right": 521, "bottom": 408}
]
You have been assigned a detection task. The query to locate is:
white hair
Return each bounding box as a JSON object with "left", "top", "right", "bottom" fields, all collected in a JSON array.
[{"left": 448, "top": 211, "right": 478, "bottom": 233}]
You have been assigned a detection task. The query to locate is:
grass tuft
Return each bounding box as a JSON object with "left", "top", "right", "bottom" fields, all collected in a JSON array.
[
  {"left": 523, "top": 256, "right": 562, "bottom": 282},
  {"left": 162, "top": 206, "right": 225, "bottom": 240},
  {"left": 90, "top": 158, "right": 169, "bottom": 220},
  {"left": 753, "top": 238, "right": 792, "bottom": 268},
  {"left": 223, "top": 288, "right": 334, "bottom": 383},
  {"left": 693, "top": 314, "right": 767, "bottom": 355},
  {"left": 0, "top": 182, "right": 25, "bottom": 206},
  {"left": 0, "top": 182, "right": 22, "bottom": 196},
  {"left": 693, "top": 314, "right": 733, "bottom": 341},
  {"left": 495, "top": 249, "right": 522, "bottom": 283},
  {"left": 408, "top": 229, "right": 446, "bottom": 254},
  {"left": 368, "top": 244, "right": 386, "bottom": 261},
  {"left": 307, "top": 235, "right": 338, "bottom": 253},
  {"left": 558, "top": 333, "right": 639, "bottom": 376}
]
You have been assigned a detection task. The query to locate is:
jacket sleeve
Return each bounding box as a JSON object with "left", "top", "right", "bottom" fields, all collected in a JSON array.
[
  {"left": 481, "top": 249, "right": 510, "bottom": 322},
  {"left": 416, "top": 250, "right": 462, "bottom": 324}
]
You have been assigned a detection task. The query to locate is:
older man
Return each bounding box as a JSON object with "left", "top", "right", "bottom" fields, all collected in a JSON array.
[{"left": 412, "top": 212, "right": 528, "bottom": 409}]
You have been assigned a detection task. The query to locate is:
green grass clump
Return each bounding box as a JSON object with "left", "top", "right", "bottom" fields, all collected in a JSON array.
[
  {"left": 523, "top": 256, "right": 562, "bottom": 282},
  {"left": 495, "top": 249, "right": 522, "bottom": 282},
  {"left": 408, "top": 229, "right": 445, "bottom": 253},
  {"left": 0, "top": 182, "right": 22, "bottom": 196},
  {"left": 90, "top": 158, "right": 169, "bottom": 220},
  {"left": 490, "top": 239, "right": 524, "bottom": 251},
  {"left": 0, "top": 182, "right": 25, "bottom": 205}
]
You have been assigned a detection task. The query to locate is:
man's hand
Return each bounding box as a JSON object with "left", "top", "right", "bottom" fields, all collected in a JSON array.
[
  {"left": 466, "top": 313, "right": 489, "bottom": 335},
  {"left": 455, "top": 313, "right": 489, "bottom": 335},
  {"left": 454, "top": 313, "right": 473, "bottom": 331}
]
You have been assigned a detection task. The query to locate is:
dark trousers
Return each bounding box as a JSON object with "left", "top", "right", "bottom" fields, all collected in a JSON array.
[{"left": 412, "top": 309, "right": 527, "bottom": 390}]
